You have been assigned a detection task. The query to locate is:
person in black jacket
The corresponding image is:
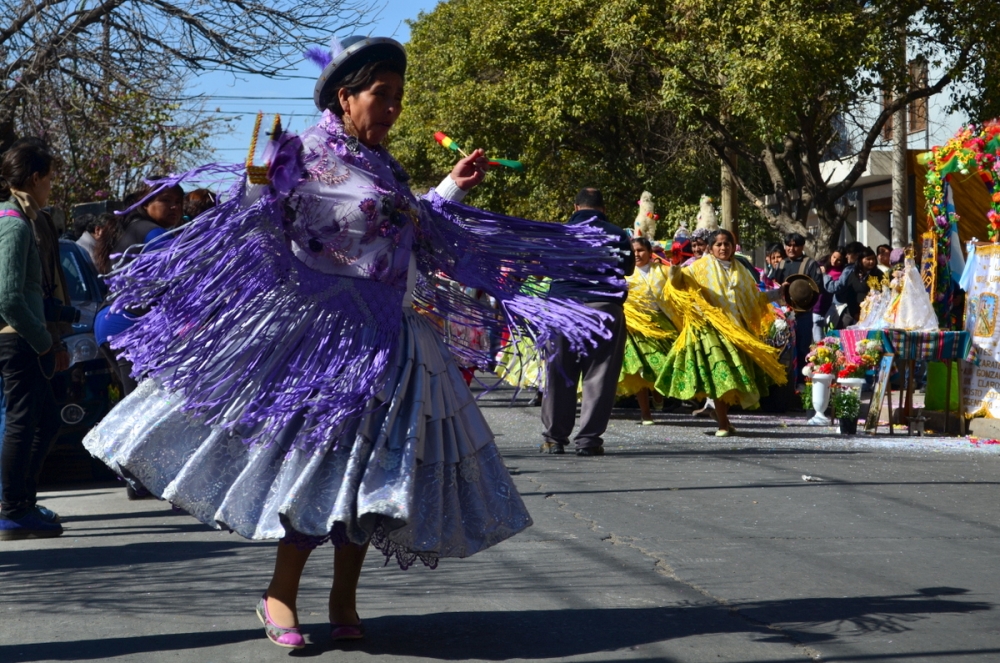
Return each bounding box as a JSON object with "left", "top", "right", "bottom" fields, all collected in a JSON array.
[
  {"left": 772, "top": 232, "right": 823, "bottom": 378},
  {"left": 824, "top": 246, "right": 884, "bottom": 329},
  {"left": 542, "top": 188, "right": 634, "bottom": 457}
]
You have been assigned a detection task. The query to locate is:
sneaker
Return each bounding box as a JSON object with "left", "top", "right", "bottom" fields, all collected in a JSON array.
[
  {"left": 0, "top": 511, "right": 64, "bottom": 540},
  {"left": 575, "top": 446, "right": 605, "bottom": 457},
  {"left": 539, "top": 440, "right": 565, "bottom": 454},
  {"left": 33, "top": 505, "right": 60, "bottom": 523}
]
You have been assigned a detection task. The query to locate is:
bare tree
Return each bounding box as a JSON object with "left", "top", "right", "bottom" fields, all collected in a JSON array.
[{"left": 1, "top": 0, "right": 372, "bottom": 151}]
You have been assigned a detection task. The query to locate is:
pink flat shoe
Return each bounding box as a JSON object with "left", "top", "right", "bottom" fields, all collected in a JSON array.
[
  {"left": 256, "top": 594, "right": 305, "bottom": 649},
  {"left": 330, "top": 615, "right": 365, "bottom": 641}
]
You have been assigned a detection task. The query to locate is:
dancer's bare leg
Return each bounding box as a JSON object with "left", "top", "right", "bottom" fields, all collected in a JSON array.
[
  {"left": 715, "top": 399, "right": 731, "bottom": 432},
  {"left": 637, "top": 389, "right": 653, "bottom": 421},
  {"left": 330, "top": 542, "right": 369, "bottom": 624},
  {"left": 266, "top": 541, "right": 312, "bottom": 627}
]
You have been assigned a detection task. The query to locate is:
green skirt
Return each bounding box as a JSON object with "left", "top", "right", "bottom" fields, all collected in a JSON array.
[
  {"left": 494, "top": 336, "right": 545, "bottom": 390},
  {"left": 619, "top": 330, "right": 675, "bottom": 396},
  {"left": 654, "top": 322, "right": 774, "bottom": 409}
]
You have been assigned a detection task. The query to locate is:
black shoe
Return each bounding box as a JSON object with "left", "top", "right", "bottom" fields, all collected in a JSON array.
[
  {"left": 527, "top": 393, "right": 542, "bottom": 407},
  {"left": 575, "top": 447, "right": 605, "bottom": 457},
  {"left": 539, "top": 440, "right": 565, "bottom": 454}
]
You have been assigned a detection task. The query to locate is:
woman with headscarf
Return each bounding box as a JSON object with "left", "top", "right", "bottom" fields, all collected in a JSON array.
[
  {"left": 83, "top": 36, "right": 620, "bottom": 649},
  {"left": 656, "top": 229, "right": 787, "bottom": 435}
]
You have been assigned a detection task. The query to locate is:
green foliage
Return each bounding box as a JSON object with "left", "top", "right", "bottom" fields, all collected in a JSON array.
[
  {"left": 593, "top": 0, "right": 1000, "bottom": 252},
  {"left": 389, "top": 0, "right": 716, "bottom": 227},
  {"left": 831, "top": 385, "right": 861, "bottom": 419}
]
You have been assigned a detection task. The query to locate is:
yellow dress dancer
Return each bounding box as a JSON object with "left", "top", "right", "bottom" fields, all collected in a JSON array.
[
  {"left": 655, "top": 230, "right": 786, "bottom": 435},
  {"left": 619, "top": 237, "right": 679, "bottom": 423},
  {"left": 494, "top": 277, "right": 549, "bottom": 394}
]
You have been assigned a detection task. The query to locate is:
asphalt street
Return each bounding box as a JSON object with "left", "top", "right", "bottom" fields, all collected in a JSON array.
[{"left": 2, "top": 384, "right": 998, "bottom": 663}]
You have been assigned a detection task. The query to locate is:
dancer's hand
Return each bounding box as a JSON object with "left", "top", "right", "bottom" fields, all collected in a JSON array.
[{"left": 451, "top": 149, "right": 491, "bottom": 191}]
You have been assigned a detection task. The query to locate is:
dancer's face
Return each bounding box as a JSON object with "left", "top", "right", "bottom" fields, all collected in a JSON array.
[
  {"left": 339, "top": 71, "right": 405, "bottom": 148},
  {"left": 711, "top": 235, "right": 734, "bottom": 261},
  {"left": 692, "top": 238, "right": 707, "bottom": 257},
  {"left": 633, "top": 242, "right": 651, "bottom": 267}
]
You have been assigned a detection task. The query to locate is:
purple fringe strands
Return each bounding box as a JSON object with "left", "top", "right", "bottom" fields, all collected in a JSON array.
[
  {"left": 107, "top": 180, "right": 403, "bottom": 454},
  {"left": 415, "top": 191, "right": 622, "bottom": 368},
  {"left": 103, "top": 131, "right": 628, "bottom": 453}
]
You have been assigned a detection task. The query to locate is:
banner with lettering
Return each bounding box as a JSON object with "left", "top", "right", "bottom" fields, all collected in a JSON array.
[{"left": 962, "top": 243, "right": 1000, "bottom": 418}]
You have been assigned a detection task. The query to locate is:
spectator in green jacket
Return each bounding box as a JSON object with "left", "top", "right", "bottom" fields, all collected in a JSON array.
[{"left": 0, "top": 138, "right": 64, "bottom": 540}]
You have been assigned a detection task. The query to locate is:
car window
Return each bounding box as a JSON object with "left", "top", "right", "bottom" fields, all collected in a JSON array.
[{"left": 59, "top": 244, "right": 93, "bottom": 302}]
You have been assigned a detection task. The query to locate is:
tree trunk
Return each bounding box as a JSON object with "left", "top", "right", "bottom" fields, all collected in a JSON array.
[{"left": 721, "top": 151, "right": 739, "bottom": 241}]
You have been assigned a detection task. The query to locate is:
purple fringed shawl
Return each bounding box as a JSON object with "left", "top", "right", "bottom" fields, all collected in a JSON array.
[{"left": 105, "top": 115, "right": 621, "bottom": 452}]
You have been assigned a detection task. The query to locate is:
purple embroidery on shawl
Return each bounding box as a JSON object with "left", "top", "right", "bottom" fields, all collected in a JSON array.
[{"left": 359, "top": 198, "right": 378, "bottom": 220}]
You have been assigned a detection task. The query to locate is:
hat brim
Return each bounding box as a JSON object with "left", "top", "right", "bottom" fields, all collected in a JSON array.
[
  {"left": 782, "top": 274, "right": 820, "bottom": 312},
  {"left": 314, "top": 37, "right": 407, "bottom": 111}
]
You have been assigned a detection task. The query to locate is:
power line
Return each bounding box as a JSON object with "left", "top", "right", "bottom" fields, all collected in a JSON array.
[{"left": 197, "top": 95, "right": 314, "bottom": 100}]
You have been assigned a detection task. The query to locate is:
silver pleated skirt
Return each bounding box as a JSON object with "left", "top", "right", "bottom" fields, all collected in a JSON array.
[{"left": 83, "top": 308, "right": 532, "bottom": 569}]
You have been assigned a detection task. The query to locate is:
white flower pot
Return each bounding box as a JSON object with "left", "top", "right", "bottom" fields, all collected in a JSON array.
[
  {"left": 837, "top": 377, "right": 866, "bottom": 389},
  {"left": 809, "top": 373, "right": 834, "bottom": 425}
]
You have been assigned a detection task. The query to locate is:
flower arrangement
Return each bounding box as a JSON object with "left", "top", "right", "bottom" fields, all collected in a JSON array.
[
  {"left": 831, "top": 384, "right": 861, "bottom": 419},
  {"left": 856, "top": 339, "right": 882, "bottom": 369},
  {"left": 804, "top": 336, "right": 841, "bottom": 375},
  {"left": 763, "top": 311, "right": 791, "bottom": 349},
  {"left": 837, "top": 360, "right": 865, "bottom": 379},
  {"left": 834, "top": 338, "right": 883, "bottom": 378}
]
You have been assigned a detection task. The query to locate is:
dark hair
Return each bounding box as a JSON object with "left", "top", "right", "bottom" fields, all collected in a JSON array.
[
  {"left": 876, "top": 244, "right": 891, "bottom": 255},
  {"left": 94, "top": 180, "right": 182, "bottom": 274},
  {"left": 631, "top": 236, "right": 652, "bottom": 251},
  {"left": 844, "top": 240, "right": 865, "bottom": 256},
  {"left": 91, "top": 212, "right": 114, "bottom": 234},
  {"left": 0, "top": 137, "right": 54, "bottom": 202},
  {"left": 817, "top": 253, "right": 831, "bottom": 269},
  {"left": 861, "top": 247, "right": 877, "bottom": 259},
  {"left": 783, "top": 232, "right": 806, "bottom": 247},
  {"left": 711, "top": 229, "right": 736, "bottom": 246},
  {"left": 574, "top": 187, "right": 604, "bottom": 209},
  {"left": 72, "top": 213, "right": 94, "bottom": 238},
  {"left": 766, "top": 243, "right": 786, "bottom": 258},
  {"left": 183, "top": 188, "right": 216, "bottom": 223},
  {"left": 325, "top": 60, "right": 406, "bottom": 117}
]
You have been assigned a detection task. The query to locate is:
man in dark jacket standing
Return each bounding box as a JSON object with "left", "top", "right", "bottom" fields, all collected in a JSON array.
[
  {"left": 541, "top": 188, "right": 634, "bottom": 456},
  {"left": 773, "top": 232, "right": 823, "bottom": 380}
]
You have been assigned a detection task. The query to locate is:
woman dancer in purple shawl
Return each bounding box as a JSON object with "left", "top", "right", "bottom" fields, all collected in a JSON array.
[{"left": 84, "top": 36, "right": 623, "bottom": 650}]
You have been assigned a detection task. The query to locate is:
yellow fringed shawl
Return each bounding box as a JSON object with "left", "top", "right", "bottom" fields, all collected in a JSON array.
[
  {"left": 668, "top": 256, "right": 786, "bottom": 385},
  {"left": 685, "top": 255, "right": 774, "bottom": 336},
  {"left": 624, "top": 263, "right": 679, "bottom": 340}
]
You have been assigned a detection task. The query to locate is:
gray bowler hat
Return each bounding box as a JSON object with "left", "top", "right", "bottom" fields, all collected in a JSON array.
[{"left": 314, "top": 36, "right": 407, "bottom": 111}]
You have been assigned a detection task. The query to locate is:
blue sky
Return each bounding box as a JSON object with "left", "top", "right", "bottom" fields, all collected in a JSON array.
[{"left": 191, "top": 1, "right": 439, "bottom": 159}]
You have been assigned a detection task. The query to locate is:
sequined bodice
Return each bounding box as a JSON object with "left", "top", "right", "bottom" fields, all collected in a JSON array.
[{"left": 284, "top": 111, "right": 417, "bottom": 289}]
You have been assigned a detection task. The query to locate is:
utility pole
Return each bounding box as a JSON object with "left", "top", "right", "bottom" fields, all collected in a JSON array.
[{"left": 891, "top": 31, "right": 908, "bottom": 249}]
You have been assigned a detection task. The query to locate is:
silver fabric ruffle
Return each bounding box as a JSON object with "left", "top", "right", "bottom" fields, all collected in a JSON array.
[{"left": 84, "top": 309, "right": 532, "bottom": 569}]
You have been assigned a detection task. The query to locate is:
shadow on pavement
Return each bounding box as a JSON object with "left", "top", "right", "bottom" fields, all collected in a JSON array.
[{"left": 0, "top": 579, "right": 989, "bottom": 661}]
